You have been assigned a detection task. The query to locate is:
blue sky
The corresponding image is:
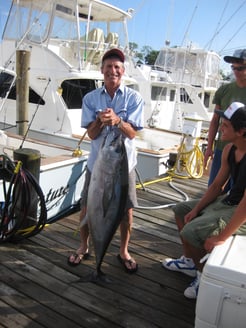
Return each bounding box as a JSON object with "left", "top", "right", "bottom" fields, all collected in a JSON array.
[
  {"left": 110, "top": 0, "right": 246, "bottom": 55},
  {"left": 1, "top": 0, "right": 246, "bottom": 67}
]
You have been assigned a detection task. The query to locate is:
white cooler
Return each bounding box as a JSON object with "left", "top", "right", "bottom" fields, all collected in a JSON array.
[{"left": 195, "top": 235, "right": 246, "bottom": 328}]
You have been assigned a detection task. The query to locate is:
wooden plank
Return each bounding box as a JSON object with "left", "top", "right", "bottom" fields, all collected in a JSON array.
[{"left": 0, "top": 241, "right": 194, "bottom": 328}]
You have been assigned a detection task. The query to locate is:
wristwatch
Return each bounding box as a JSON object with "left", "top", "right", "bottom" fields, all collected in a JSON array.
[{"left": 116, "top": 118, "right": 123, "bottom": 128}]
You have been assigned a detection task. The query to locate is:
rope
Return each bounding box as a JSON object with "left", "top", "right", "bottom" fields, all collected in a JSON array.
[
  {"left": 135, "top": 134, "right": 204, "bottom": 210},
  {"left": 0, "top": 154, "right": 47, "bottom": 242},
  {"left": 167, "top": 135, "right": 204, "bottom": 179}
]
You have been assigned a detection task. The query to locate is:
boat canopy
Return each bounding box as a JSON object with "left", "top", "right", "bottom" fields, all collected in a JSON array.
[
  {"left": 154, "top": 47, "right": 221, "bottom": 89},
  {"left": 3, "top": 0, "right": 132, "bottom": 44}
]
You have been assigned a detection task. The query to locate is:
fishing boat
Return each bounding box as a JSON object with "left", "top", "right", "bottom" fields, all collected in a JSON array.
[
  {"left": 128, "top": 44, "right": 221, "bottom": 133},
  {"left": 0, "top": 115, "right": 89, "bottom": 225},
  {"left": 0, "top": 0, "right": 137, "bottom": 138},
  {"left": 0, "top": 66, "right": 88, "bottom": 225},
  {"left": 0, "top": 0, "right": 210, "bottom": 183}
]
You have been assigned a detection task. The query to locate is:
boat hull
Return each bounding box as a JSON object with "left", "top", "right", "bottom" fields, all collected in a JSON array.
[
  {"left": 0, "top": 133, "right": 88, "bottom": 223},
  {"left": 40, "top": 155, "right": 87, "bottom": 222}
]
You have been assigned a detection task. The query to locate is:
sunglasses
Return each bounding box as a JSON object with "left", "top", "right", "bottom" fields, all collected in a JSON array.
[{"left": 231, "top": 65, "right": 246, "bottom": 71}]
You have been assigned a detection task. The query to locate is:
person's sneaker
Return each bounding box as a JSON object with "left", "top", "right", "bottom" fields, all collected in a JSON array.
[
  {"left": 184, "top": 271, "right": 201, "bottom": 299},
  {"left": 162, "top": 255, "right": 197, "bottom": 277}
]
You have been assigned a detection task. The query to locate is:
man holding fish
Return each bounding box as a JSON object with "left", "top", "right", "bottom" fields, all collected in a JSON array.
[{"left": 68, "top": 48, "right": 144, "bottom": 274}]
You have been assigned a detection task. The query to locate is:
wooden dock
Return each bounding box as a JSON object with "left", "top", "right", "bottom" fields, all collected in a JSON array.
[{"left": 0, "top": 173, "right": 208, "bottom": 328}]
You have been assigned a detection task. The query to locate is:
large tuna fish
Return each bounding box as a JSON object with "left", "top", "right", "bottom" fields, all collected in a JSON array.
[{"left": 81, "top": 130, "right": 128, "bottom": 281}]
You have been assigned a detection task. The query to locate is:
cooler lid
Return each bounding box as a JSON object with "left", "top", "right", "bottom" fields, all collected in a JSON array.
[{"left": 203, "top": 235, "right": 246, "bottom": 286}]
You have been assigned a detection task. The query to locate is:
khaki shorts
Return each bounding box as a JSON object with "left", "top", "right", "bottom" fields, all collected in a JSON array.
[
  {"left": 80, "top": 168, "right": 137, "bottom": 210},
  {"left": 173, "top": 196, "right": 246, "bottom": 248}
]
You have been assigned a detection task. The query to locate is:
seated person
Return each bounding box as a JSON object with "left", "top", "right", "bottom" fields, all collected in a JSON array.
[{"left": 162, "top": 102, "right": 246, "bottom": 299}]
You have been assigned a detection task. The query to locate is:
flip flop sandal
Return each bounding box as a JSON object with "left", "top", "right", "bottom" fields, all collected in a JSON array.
[
  {"left": 117, "top": 254, "right": 138, "bottom": 273},
  {"left": 67, "top": 252, "right": 90, "bottom": 266}
]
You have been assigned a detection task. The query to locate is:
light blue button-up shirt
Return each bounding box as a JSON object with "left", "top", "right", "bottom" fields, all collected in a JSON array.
[{"left": 81, "top": 84, "right": 144, "bottom": 172}]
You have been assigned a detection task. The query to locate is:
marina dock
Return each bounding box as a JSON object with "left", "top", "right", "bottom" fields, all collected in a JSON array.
[{"left": 0, "top": 173, "right": 208, "bottom": 328}]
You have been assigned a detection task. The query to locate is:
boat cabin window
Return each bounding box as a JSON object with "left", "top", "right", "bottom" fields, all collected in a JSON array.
[
  {"left": 0, "top": 72, "right": 45, "bottom": 105},
  {"left": 203, "top": 92, "right": 211, "bottom": 108},
  {"left": 0, "top": 72, "right": 15, "bottom": 98},
  {"left": 151, "top": 86, "right": 167, "bottom": 101},
  {"left": 8, "top": 87, "right": 45, "bottom": 105},
  {"left": 180, "top": 88, "right": 193, "bottom": 104},
  {"left": 61, "top": 79, "right": 97, "bottom": 109},
  {"left": 170, "top": 89, "right": 176, "bottom": 101}
]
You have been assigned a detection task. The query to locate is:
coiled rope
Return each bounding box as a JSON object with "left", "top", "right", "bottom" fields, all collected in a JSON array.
[
  {"left": 168, "top": 135, "right": 204, "bottom": 179},
  {"left": 135, "top": 135, "right": 204, "bottom": 210},
  {"left": 0, "top": 154, "right": 47, "bottom": 242}
]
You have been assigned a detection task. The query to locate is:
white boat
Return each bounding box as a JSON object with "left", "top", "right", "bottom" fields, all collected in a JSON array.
[
  {"left": 128, "top": 45, "right": 221, "bottom": 180},
  {"left": 0, "top": 0, "right": 137, "bottom": 137},
  {"left": 0, "top": 67, "right": 88, "bottom": 225},
  {"left": 128, "top": 44, "right": 221, "bottom": 133},
  {"left": 0, "top": 0, "right": 209, "bottom": 184},
  {"left": 0, "top": 128, "right": 88, "bottom": 224}
]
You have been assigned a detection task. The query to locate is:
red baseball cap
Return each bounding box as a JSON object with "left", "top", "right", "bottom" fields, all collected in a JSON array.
[{"left": 102, "top": 48, "right": 125, "bottom": 63}]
